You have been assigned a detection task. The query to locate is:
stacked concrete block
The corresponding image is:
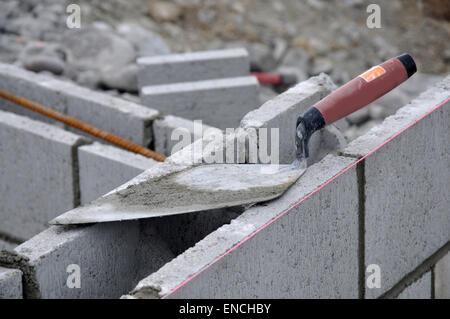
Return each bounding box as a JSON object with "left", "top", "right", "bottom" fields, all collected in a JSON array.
[
  {"left": 396, "top": 272, "right": 432, "bottom": 299},
  {"left": 78, "top": 142, "right": 157, "bottom": 204},
  {"left": 0, "top": 110, "right": 89, "bottom": 240},
  {"left": 128, "top": 155, "right": 360, "bottom": 299},
  {"left": 435, "top": 252, "right": 450, "bottom": 299},
  {"left": 0, "top": 160, "right": 243, "bottom": 298},
  {"left": 342, "top": 76, "right": 450, "bottom": 298},
  {"left": 240, "top": 73, "right": 347, "bottom": 165},
  {"left": 0, "top": 221, "right": 175, "bottom": 298},
  {"left": 0, "top": 63, "right": 159, "bottom": 146},
  {"left": 0, "top": 267, "right": 22, "bottom": 299},
  {"left": 138, "top": 49, "right": 259, "bottom": 130},
  {"left": 141, "top": 77, "right": 259, "bottom": 130},
  {"left": 153, "top": 115, "right": 222, "bottom": 156},
  {"left": 137, "top": 48, "right": 250, "bottom": 86}
]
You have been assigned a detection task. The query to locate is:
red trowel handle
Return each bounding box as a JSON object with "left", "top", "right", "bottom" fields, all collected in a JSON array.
[
  {"left": 315, "top": 54, "right": 416, "bottom": 125},
  {"left": 296, "top": 54, "right": 416, "bottom": 159}
]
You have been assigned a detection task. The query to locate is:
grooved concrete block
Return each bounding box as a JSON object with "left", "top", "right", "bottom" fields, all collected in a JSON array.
[
  {"left": 137, "top": 48, "right": 250, "bottom": 87},
  {"left": 0, "top": 267, "right": 22, "bottom": 299},
  {"left": 10, "top": 222, "right": 174, "bottom": 299},
  {"left": 0, "top": 110, "right": 89, "bottom": 240},
  {"left": 129, "top": 155, "right": 360, "bottom": 299},
  {"left": 153, "top": 115, "right": 221, "bottom": 156},
  {"left": 343, "top": 76, "right": 450, "bottom": 298},
  {"left": 78, "top": 142, "right": 157, "bottom": 204},
  {"left": 0, "top": 63, "right": 159, "bottom": 146},
  {"left": 435, "top": 252, "right": 450, "bottom": 299},
  {"left": 240, "top": 74, "right": 347, "bottom": 164},
  {"left": 397, "top": 272, "right": 431, "bottom": 299},
  {"left": 141, "top": 76, "right": 259, "bottom": 130}
]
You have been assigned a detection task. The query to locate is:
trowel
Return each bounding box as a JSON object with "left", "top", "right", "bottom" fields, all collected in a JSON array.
[{"left": 50, "top": 54, "right": 416, "bottom": 225}]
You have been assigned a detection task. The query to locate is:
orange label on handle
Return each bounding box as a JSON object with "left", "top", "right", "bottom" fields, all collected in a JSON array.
[{"left": 360, "top": 66, "right": 386, "bottom": 83}]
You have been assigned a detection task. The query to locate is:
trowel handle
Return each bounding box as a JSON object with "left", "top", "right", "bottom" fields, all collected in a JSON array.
[
  {"left": 296, "top": 54, "right": 416, "bottom": 158},
  {"left": 314, "top": 53, "right": 416, "bottom": 125}
]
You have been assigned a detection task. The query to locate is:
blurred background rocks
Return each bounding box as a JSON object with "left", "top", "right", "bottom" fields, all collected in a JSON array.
[{"left": 0, "top": 0, "right": 448, "bottom": 140}]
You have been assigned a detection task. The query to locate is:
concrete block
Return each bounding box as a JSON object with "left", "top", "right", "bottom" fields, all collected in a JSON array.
[
  {"left": 62, "top": 84, "right": 158, "bottom": 146},
  {"left": 129, "top": 155, "right": 360, "bottom": 299},
  {"left": 240, "top": 74, "right": 347, "bottom": 165},
  {"left": 343, "top": 76, "right": 450, "bottom": 298},
  {"left": 153, "top": 115, "right": 221, "bottom": 156},
  {"left": 2, "top": 221, "right": 175, "bottom": 299},
  {"left": 0, "top": 110, "right": 89, "bottom": 240},
  {"left": 141, "top": 76, "right": 259, "bottom": 130},
  {"left": 0, "top": 267, "right": 22, "bottom": 299},
  {"left": 137, "top": 48, "right": 250, "bottom": 87},
  {"left": 397, "top": 272, "right": 431, "bottom": 299},
  {"left": 435, "top": 252, "right": 450, "bottom": 299},
  {"left": 78, "top": 142, "right": 157, "bottom": 204},
  {"left": 0, "top": 63, "right": 159, "bottom": 146}
]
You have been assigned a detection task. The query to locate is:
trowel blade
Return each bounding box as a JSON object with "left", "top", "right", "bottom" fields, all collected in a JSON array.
[{"left": 50, "top": 163, "right": 306, "bottom": 225}]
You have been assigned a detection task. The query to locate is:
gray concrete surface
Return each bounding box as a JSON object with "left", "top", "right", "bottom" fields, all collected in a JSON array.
[
  {"left": 343, "top": 76, "right": 450, "bottom": 299},
  {"left": 141, "top": 76, "right": 259, "bottom": 130},
  {"left": 396, "top": 272, "right": 431, "bottom": 299},
  {"left": 435, "top": 252, "right": 450, "bottom": 299},
  {"left": 137, "top": 48, "right": 250, "bottom": 87},
  {"left": 240, "top": 73, "right": 347, "bottom": 165},
  {"left": 153, "top": 115, "right": 221, "bottom": 156},
  {"left": 0, "top": 63, "right": 159, "bottom": 146},
  {"left": 5, "top": 222, "right": 174, "bottom": 298},
  {"left": 78, "top": 142, "right": 156, "bottom": 204},
  {"left": 129, "top": 155, "right": 359, "bottom": 299},
  {"left": 0, "top": 266, "right": 22, "bottom": 299},
  {"left": 0, "top": 110, "right": 89, "bottom": 240}
]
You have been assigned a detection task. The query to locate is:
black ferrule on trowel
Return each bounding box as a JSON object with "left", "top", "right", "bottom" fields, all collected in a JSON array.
[{"left": 295, "top": 107, "right": 325, "bottom": 161}]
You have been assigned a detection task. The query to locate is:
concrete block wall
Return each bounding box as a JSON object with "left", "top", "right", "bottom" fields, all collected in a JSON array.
[
  {"left": 0, "top": 110, "right": 89, "bottom": 241},
  {"left": 0, "top": 63, "right": 159, "bottom": 147},
  {"left": 0, "top": 266, "right": 22, "bottom": 299},
  {"left": 129, "top": 155, "right": 360, "bottom": 299},
  {"left": 342, "top": 76, "right": 450, "bottom": 299},
  {"left": 0, "top": 53, "right": 242, "bottom": 298},
  {"left": 127, "top": 76, "right": 449, "bottom": 299},
  {"left": 0, "top": 221, "right": 174, "bottom": 298},
  {"left": 1, "top": 52, "right": 447, "bottom": 298},
  {"left": 141, "top": 77, "right": 259, "bottom": 130},
  {"left": 0, "top": 67, "right": 344, "bottom": 298},
  {"left": 139, "top": 49, "right": 259, "bottom": 130},
  {"left": 0, "top": 162, "right": 244, "bottom": 298}
]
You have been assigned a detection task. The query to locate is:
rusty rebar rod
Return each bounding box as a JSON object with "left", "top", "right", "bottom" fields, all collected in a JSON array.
[{"left": 0, "top": 88, "right": 166, "bottom": 162}]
